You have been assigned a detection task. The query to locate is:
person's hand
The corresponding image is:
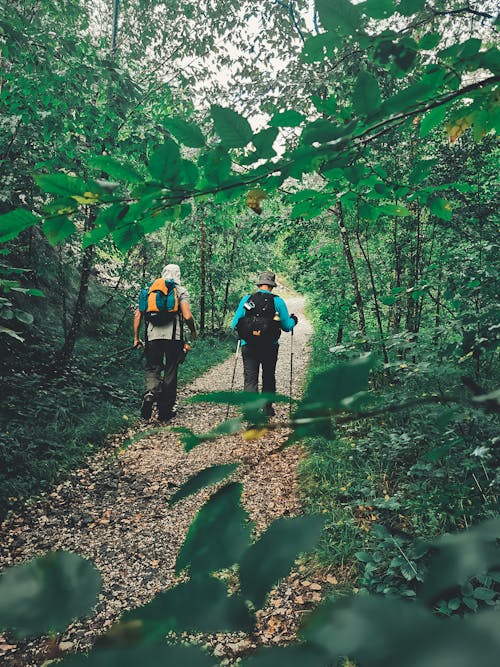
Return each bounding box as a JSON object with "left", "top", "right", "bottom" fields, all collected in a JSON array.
[
  {"left": 290, "top": 313, "right": 298, "bottom": 325},
  {"left": 134, "top": 338, "right": 144, "bottom": 349}
]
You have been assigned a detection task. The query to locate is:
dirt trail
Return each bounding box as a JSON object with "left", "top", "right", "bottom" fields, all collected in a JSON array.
[{"left": 0, "top": 289, "right": 319, "bottom": 665}]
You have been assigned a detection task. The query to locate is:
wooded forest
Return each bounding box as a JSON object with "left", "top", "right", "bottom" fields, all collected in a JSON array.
[{"left": 0, "top": 0, "right": 499, "bottom": 664}]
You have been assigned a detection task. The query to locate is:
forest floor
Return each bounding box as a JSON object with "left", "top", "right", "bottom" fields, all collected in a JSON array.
[{"left": 0, "top": 289, "right": 338, "bottom": 666}]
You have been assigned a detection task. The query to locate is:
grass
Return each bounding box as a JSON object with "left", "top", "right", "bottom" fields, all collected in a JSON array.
[
  {"left": 0, "top": 331, "right": 235, "bottom": 517},
  {"left": 297, "top": 306, "right": 499, "bottom": 599}
]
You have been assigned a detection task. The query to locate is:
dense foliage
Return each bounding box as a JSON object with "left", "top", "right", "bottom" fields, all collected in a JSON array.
[{"left": 0, "top": 0, "right": 499, "bottom": 664}]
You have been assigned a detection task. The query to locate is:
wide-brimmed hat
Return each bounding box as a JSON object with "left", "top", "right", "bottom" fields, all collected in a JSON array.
[{"left": 256, "top": 271, "right": 277, "bottom": 287}]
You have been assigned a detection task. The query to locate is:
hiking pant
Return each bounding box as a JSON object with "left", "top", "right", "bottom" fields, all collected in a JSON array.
[
  {"left": 242, "top": 344, "right": 279, "bottom": 394},
  {"left": 145, "top": 340, "right": 183, "bottom": 414}
]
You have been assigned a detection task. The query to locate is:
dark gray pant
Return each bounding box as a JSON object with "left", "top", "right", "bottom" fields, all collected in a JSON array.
[
  {"left": 145, "top": 339, "right": 183, "bottom": 415},
  {"left": 242, "top": 344, "right": 279, "bottom": 394}
]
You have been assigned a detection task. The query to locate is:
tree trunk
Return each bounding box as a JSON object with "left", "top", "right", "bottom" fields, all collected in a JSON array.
[
  {"left": 335, "top": 204, "right": 366, "bottom": 336},
  {"left": 199, "top": 215, "right": 206, "bottom": 335},
  {"left": 355, "top": 223, "right": 389, "bottom": 364},
  {"left": 52, "top": 209, "right": 96, "bottom": 373},
  {"left": 221, "top": 223, "right": 240, "bottom": 324}
]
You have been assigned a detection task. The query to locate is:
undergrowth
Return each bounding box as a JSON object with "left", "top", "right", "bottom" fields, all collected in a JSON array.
[
  {"left": 299, "top": 311, "right": 499, "bottom": 613},
  {"left": 0, "top": 332, "right": 234, "bottom": 518}
]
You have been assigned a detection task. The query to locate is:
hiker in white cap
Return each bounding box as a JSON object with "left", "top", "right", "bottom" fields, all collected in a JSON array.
[{"left": 133, "top": 264, "right": 196, "bottom": 421}]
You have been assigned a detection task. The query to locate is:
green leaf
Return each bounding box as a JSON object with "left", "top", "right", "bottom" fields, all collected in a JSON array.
[
  {"left": 112, "top": 223, "right": 143, "bottom": 252},
  {"left": 301, "top": 119, "right": 354, "bottom": 145},
  {"left": 169, "top": 464, "right": 239, "bottom": 505},
  {"left": 420, "top": 519, "right": 500, "bottom": 604},
  {"left": 252, "top": 127, "right": 278, "bottom": 158},
  {"left": 302, "top": 595, "right": 437, "bottom": 665},
  {"left": 353, "top": 71, "right": 381, "bottom": 116},
  {"left": 269, "top": 110, "right": 305, "bottom": 127},
  {"left": 163, "top": 117, "right": 206, "bottom": 148},
  {"left": 88, "top": 156, "right": 141, "bottom": 183},
  {"left": 59, "top": 644, "right": 214, "bottom": 666},
  {"left": 239, "top": 515, "right": 326, "bottom": 609},
  {"left": 0, "top": 551, "right": 101, "bottom": 639},
  {"left": 241, "top": 644, "right": 332, "bottom": 666},
  {"left": 117, "top": 576, "right": 253, "bottom": 638},
  {"left": 211, "top": 105, "right": 253, "bottom": 148},
  {"left": 316, "top": 0, "right": 362, "bottom": 35},
  {"left": 473, "top": 587, "right": 496, "bottom": 601},
  {"left": 148, "top": 139, "right": 181, "bottom": 183},
  {"left": 379, "top": 204, "right": 411, "bottom": 217},
  {"left": 420, "top": 106, "right": 448, "bottom": 138},
  {"left": 13, "top": 309, "right": 34, "bottom": 325},
  {"left": 301, "top": 33, "right": 334, "bottom": 63},
  {"left": 418, "top": 32, "right": 442, "bottom": 50},
  {"left": 297, "top": 354, "right": 374, "bottom": 414},
  {"left": 34, "top": 173, "right": 87, "bottom": 197},
  {"left": 363, "top": 0, "right": 396, "bottom": 20},
  {"left": 199, "top": 146, "right": 231, "bottom": 186},
  {"left": 429, "top": 197, "right": 452, "bottom": 221},
  {"left": 409, "top": 159, "right": 437, "bottom": 184},
  {"left": 0, "top": 326, "right": 24, "bottom": 342},
  {"left": 398, "top": 0, "right": 425, "bottom": 16},
  {"left": 42, "top": 216, "right": 76, "bottom": 245},
  {"left": 82, "top": 225, "right": 110, "bottom": 249},
  {"left": 175, "top": 483, "right": 252, "bottom": 575},
  {"left": 0, "top": 210, "right": 39, "bottom": 243}
]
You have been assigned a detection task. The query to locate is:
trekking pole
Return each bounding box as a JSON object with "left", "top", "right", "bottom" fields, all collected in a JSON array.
[
  {"left": 289, "top": 329, "right": 294, "bottom": 418},
  {"left": 226, "top": 339, "right": 241, "bottom": 419}
]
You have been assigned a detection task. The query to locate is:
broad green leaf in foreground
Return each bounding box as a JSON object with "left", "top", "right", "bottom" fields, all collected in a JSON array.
[
  {"left": 176, "top": 483, "right": 253, "bottom": 575},
  {"left": 297, "top": 354, "right": 374, "bottom": 415},
  {"left": 113, "top": 575, "right": 253, "bottom": 640},
  {"left": 419, "top": 105, "right": 448, "bottom": 137},
  {"left": 163, "top": 117, "right": 206, "bottom": 148},
  {"left": 0, "top": 551, "right": 102, "bottom": 639},
  {"left": 241, "top": 643, "right": 331, "bottom": 666},
  {"left": 211, "top": 105, "right": 253, "bottom": 148},
  {"left": 269, "top": 110, "right": 305, "bottom": 127},
  {"left": 148, "top": 139, "right": 181, "bottom": 183},
  {"left": 0, "top": 210, "right": 39, "bottom": 243},
  {"left": 88, "top": 156, "right": 141, "bottom": 182},
  {"left": 315, "top": 0, "right": 362, "bottom": 35},
  {"left": 60, "top": 643, "right": 214, "bottom": 666},
  {"left": 420, "top": 518, "right": 500, "bottom": 604},
  {"left": 302, "top": 595, "right": 500, "bottom": 667},
  {"left": 239, "top": 515, "right": 326, "bottom": 609},
  {"left": 169, "top": 463, "right": 239, "bottom": 505},
  {"left": 35, "top": 173, "right": 87, "bottom": 197},
  {"left": 42, "top": 215, "right": 77, "bottom": 245},
  {"left": 353, "top": 70, "right": 381, "bottom": 116}
]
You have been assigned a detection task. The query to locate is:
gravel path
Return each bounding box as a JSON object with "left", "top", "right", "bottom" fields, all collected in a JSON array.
[{"left": 0, "top": 290, "right": 321, "bottom": 665}]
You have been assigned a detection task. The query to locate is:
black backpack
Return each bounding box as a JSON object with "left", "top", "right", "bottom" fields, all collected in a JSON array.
[{"left": 236, "top": 292, "right": 281, "bottom": 346}]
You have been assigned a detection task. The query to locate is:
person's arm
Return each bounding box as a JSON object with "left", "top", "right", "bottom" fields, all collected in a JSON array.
[
  {"left": 181, "top": 300, "right": 197, "bottom": 340},
  {"left": 275, "top": 296, "right": 297, "bottom": 332},
  {"left": 133, "top": 308, "right": 144, "bottom": 348}
]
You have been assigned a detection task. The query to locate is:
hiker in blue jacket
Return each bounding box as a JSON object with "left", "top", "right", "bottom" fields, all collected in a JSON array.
[{"left": 231, "top": 271, "right": 298, "bottom": 416}]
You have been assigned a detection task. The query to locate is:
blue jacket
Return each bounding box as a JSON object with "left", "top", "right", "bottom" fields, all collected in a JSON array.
[{"left": 231, "top": 289, "right": 296, "bottom": 345}]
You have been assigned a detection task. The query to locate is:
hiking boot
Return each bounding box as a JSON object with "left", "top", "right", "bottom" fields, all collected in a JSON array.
[
  {"left": 264, "top": 403, "right": 275, "bottom": 417},
  {"left": 140, "top": 391, "right": 154, "bottom": 420},
  {"left": 158, "top": 408, "right": 176, "bottom": 422}
]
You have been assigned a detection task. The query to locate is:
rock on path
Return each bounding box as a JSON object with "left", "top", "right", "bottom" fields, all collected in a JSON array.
[{"left": 0, "top": 291, "right": 322, "bottom": 665}]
